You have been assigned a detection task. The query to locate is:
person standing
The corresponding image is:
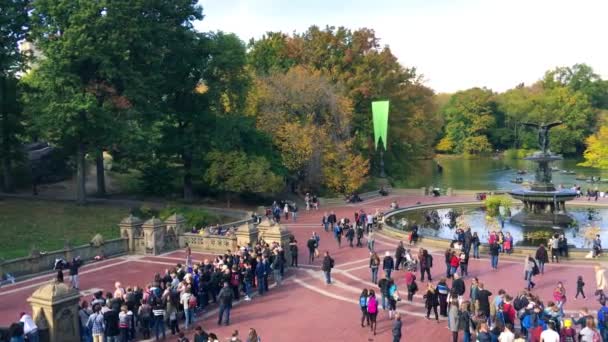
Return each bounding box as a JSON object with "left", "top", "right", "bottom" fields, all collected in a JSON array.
[
  {"left": 535, "top": 244, "right": 549, "bottom": 274},
  {"left": 448, "top": 298, "right": 459, "bottom": 342},
  {"left": 271, "top": 250, "right": 283, "bottom": 286},
  {"left": 595, "top": 264, "right": 606, "bottom": 301},
  {"left": 476, "top": 282, "right": 492, "bottom": 319},
  {"left": 334, "top": 224, "right": 343, "bottom": 248},
  {"left": 367, "top": 290, "right": 379, "bottom": 336},
  {"left": 395, "top": 242, "right": 405, "bottom": 271},
  {"left": 86, "top": 305, "right": 105, "bottom": 342},
  {"left": 356, "top": 224, "right": 364, "bottom": 247},
  {"left": 68, "top": 256, "right": 82, "bottom": 290},
  {"left": 550, "top": 234, "right": 560, "bottom": 263},
  {"left": 452, "top": 274, "right": 466, "bottom": 304},
  {"left": 540, "top": 321, "right": 560, "bottom": 342},
  {"left": 575, "top": 275, "right": 586, "bottom": 299},
  {"left": 322, "top": 213, "right": 329, "bottom": 232},
  {"left": 328, "top": 211, "right": 337, "bottom": 230},
  {"left": 490, "top": 242, "right": 500, "bottom": 270},
  {"left": 472, "top": 232, "right": 481, "bottom": 259},
  {"left": 383, "top": 252, "right": 395, "bottom": 279},
  {"left": 322, "top": 251, "right": 334, "bottom": 285},
  {"left": 392, "top": 313, "right": 402, "bottom": 342},
  {"left": 359, "top": 289, "right": 370, "bottom": 327},
  {"left": 424, "top": 283, "right": 439, "bottom": 321},
  {"left": 369, "top": 252, "right": 380, "bottom": 284},
  {"left": 419, "top": 249, "right": 433, "bottom": 282},
  {"left": 598, "top": 298, "right": 608, "bottom": 342},
  {"left": 291, "top": 203, "right": 298, "bottom": 222},
  {"left": 346, "top": 226, "right": 355, "bottom": 247},
  {"left": 103, "top": 304, "right": 120, "bottom": 342},
  {"left": 437, "top": 278, "right": 449, "bottom": 317},
  {"left": 180, "top": 288, "right": 194, "bottom": 330},
  {"left": 217, "top": 282, "right": 234, "bottom": 326},
  {"left": 458, "top": 301, "right": 473, "bottom": 342},
  {"left": 289, "top": 238, "right": 299, "bottom": 267},
  {"left": 307, "top": 235, "right": 318, "bottom": 264},
  {"left": 255, "top": 257, "right": 266, "bottom": 296}
]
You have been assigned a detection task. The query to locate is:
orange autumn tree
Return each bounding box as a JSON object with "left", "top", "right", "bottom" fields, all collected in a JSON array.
[{"left": 247, "top": 65, "right": 368, "bottom": 192}]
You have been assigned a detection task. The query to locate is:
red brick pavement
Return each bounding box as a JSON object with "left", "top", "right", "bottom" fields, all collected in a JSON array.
[{"left": 0, "top": 194, "right": 605, "bottom": 342}]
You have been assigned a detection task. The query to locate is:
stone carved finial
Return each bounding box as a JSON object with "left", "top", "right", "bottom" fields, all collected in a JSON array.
[{"left": 90, "top": 234, "right": 104, "bottom": 247}]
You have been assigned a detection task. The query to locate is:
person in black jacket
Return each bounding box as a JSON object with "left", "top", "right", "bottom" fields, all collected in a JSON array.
[
  {"left": 451, "top": 273, "right": 466, "bottom": 302},
  {"left": 289, "top": 237, "right": 299, "bottom": 267},
  {"left": 383, "top": 252, "right": 395, "bottom": 279},
  {"left": 104, "top": 304, "right": 120, "bottom": 342},
  {"left": 395, "top": 242, "right": 405, "bottom": 270},
  {"left": 322, "top": 251, "right": 334, "bottom": 284},
  {"left": 424, "top": 283, "right": 439, "bottom": 321},
  {"left": 217, "top": 282, "right": 234, "bottom": 326},
  {"left": 307, "top": 236, "right": 318, "bottom": 263},
  {"left": 535, "top": 244, "right": 549, "bottom": 274},
  {"left": 69, "top": 256, "right": 82, "bottom": 289},
  {"left": 489, "top": 242, "right": 500, "bottom": 270}
]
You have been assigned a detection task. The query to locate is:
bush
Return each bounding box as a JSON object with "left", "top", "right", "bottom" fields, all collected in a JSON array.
[
  {"left": 504, "top": 148, "right": 532, "bottom": 160},
  {"left": 485, "top": 195, "right": 512, "bottom": 217}
]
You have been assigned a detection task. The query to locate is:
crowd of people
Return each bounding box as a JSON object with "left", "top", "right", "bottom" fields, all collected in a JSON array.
[{"left": 353, "top": 224, "right": 608, "bottom": 342}]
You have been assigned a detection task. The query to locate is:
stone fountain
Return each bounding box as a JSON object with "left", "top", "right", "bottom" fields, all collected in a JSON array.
[{"left": 508, "top": 122, "right": 577, "bottom": 228}]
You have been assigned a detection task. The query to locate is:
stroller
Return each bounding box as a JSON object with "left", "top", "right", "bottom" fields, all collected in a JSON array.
[{"left": 403, "top": 250, "right": 418, "bottom": 271}]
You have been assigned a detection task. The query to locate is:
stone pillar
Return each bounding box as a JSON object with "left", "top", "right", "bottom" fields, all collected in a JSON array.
[
  {"left": 165, "top": 214, "right": 187, "bottom": 248},
  {"left": 420, "top": 187, "right": 426, "bottom": 196},
  {"left": 142, "top": 217, "right": 165, "bottom": 255},
  {"left": 28, "top": 282, "right": 81, "bottom": 342},
  {"left": 235, "top": 222, "right": 259, "bottom": 248},
  {"left": 261, "top": 222, "right": 293, "bottom": 263},
  {"left": 119, "top": 215, "right": 143, "bottom": 253}
]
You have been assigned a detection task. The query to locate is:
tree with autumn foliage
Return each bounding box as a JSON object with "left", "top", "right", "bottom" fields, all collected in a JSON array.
[{"left": 579, "top": 126, "right": 608, "bottom": 169}]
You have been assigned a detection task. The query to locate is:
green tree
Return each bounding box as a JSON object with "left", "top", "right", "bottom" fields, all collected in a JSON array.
[
  {"left": 205, "top": 150, "right": 282, "bottom": 207},
  {"left": 0, "top": 0, "right": 29, "bottom": 192},
  {"left": 438, "top": 88, "right": 497, "bottom": 154},
  {"left": 543, "top": 64, "right": 608, "bottom": 109}
]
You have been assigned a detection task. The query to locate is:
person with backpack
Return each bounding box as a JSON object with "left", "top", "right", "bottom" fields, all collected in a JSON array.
[
  {"left": 359, "top": 289, "right": 370, "bottom": 327},
  {"left": 378, "top": 276, "right": 391, "bottom": 310},
  {"left": 322, "top": 251, "right": 334, "bottom": 285},
  {"left": 579, "top": 318, "right": 601, "bottom": 342},
  {"left": 560, "top": 319, "right": 577, "bottom": 342},
  {"left": 367, "top": 290, "right": 379, "bottom": 336},
  {"left": 405, "top": 268, "right": 418, "bottom": 302},
  {"left": 388, "top": 281, "right": 400, "bottom": 320}
]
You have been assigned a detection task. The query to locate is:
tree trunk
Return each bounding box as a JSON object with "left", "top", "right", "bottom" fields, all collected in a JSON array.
[
  {"left": 0, "top": 77, "right": 13, "bottom": 193},
  {"left": 76, "top": 142, "right": 87, "bottom": 205},
  {"left": 226, "top": 192, "right": 231, "bottom": 208},
  {"left": 95, "top": 149, "right": 106, "bottom": 197},
  {"left": 183, "top": 150, "right": 193, "bottom": 202}
]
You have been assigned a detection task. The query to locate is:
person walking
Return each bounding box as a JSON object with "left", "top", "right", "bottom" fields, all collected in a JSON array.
[
  {"left": 255, "top": 257, "right": 267, "bottom": 296},
  {"left": 405, "top": 268, "right": 417, "bottom": 302},
  {"left": 367, "top": 290, "right": 379, "bottom": 336},
  {"left": 359, "top": 289, "right": 370, "bottom": 327},
  {"left": 524, "top": 255, "right": 537, "bottom": 290},
  {"left": 550, "top": 234, "right": 560, "bottom": 263},
  {"left": 271, "top": 250, "right": 283, "bottom": 287},
  {"left": 346, "top": 226, "right": 355, "bottom": 247},
  {"left": 322, "top": 251, "right": 334, "bottom": 285},
  {"left": 378, "top": 276, "right": 391, "bottom": 311},
  {"left": 322, "top": 213, "right": 329, "bottom": 232},
  {"left": 424, "top": 283, "right": 439, "bottom": 321},
  {"left": 217, "top": 282, "right": 234, "bottom": 326},
  {"left": 152, "top": 299, "right": 166, "bottom": 341},
  {"left": 575, "top": 275, "right": 586, "bottom": 299},
  {"left": 595, "top": 264, "right": 606, "bottom": 301},
  {"left": 392, "top": 313, "right": 402, "bottom": 342},
  {"left": 383, "top": 251, "right": 395, "bottom": 279},
  {"left": 369, "top": 252, "right": 380, "bottom": 284},
  {"left": 367, "top": 231, "right": 375, "bottom": 252},
  {"left": 535, "top": 244, "right": 549, "bottom": 274},
  {"left": 334, "top": 224, "right": 343, "bottom": 248}
]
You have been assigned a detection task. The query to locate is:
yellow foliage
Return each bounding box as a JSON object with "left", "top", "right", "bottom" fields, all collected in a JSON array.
[
  {"left": 275, "top": 121, "right": 319, "bottom": 173},
  {"left": 579, "top": 126, "right": 608, "bottom": 169},
  {"left": 322, "top": 141, "right": 370, "bottom": 194},
  {"left": 435, "top": 137, "right": 454, "bottom": 153}
]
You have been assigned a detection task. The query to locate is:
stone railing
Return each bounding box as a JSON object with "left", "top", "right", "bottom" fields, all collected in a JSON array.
[
  {"left": 0, "top": 238, "right": 128, "bottom": 280},
  {"left": 182, "top": 233, "right": 238, "bottom": 253}
]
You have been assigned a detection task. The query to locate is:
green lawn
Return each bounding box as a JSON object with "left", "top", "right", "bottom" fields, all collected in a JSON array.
[{"left": 0, "top": 199, "right": 128, "bottom": 260}]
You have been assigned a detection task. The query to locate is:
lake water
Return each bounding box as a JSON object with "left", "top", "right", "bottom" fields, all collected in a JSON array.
[
  {"left": 398, "top": 157, "right": 608, "bottom": 190},
  {"left": 386, "top": 205, "right": 607, "bottom": 248}
]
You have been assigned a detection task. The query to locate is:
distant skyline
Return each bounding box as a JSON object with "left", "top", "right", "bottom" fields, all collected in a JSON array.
[{"left": 195, "top": 0, "right": 608, "bottom": 93}]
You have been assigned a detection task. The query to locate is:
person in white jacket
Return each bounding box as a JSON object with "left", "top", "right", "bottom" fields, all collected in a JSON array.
[
  {"left": 19, "top": 313, "right": 39, "bottom": 342},
  {"left": 596, "top": 264, "right": 606, "bottom": 301}
]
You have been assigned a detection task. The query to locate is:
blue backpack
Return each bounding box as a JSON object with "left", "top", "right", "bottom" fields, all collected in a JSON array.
[{"left": 359, "top": 296, "right": 367, "bottom": 308}]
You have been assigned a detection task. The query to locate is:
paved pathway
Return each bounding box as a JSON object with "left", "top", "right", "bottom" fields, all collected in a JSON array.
[{"left": 1, "top": 193, "right": 605, "bottom": 341}]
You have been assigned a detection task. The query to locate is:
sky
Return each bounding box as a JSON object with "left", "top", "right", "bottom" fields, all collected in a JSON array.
[{"left": 194, "top": 0, "right": 608, "bottom": 93}]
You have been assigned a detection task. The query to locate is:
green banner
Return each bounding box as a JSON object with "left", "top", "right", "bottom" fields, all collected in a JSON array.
[{"left": 372, "top": 100, "right": 389, "bottom": 150}]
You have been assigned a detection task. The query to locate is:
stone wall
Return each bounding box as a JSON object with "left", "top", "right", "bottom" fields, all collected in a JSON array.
[
  {"left": 0, "top": 238, "right": 127, "bottom": 279},
  {"left": 182, "top": 233, "right": 238, "bottom": 253}
]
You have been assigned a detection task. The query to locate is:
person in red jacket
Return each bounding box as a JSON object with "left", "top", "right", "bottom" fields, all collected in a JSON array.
[
  {"left": 449, "top": 252, "right": 460, "bottom": 278},
  {"left": 502, "top": 294, "right": 517, "bottom": 325}
]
